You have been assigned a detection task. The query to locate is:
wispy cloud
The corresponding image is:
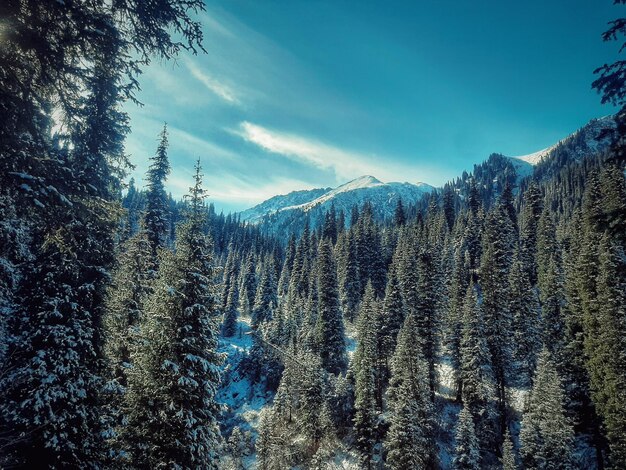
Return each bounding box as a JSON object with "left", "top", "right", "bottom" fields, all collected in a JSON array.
[
  {"left": 185, "top": 59, "right": 240, "bottom": 105},
  {"left": 168, "top": 125, "right": 238, "bottom": 161},
  {"left": 237, "top": 121, "right": 411, "bottom": 182}
]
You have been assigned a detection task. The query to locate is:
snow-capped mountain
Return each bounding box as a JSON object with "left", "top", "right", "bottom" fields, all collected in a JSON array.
[
  {"left": 239, "top": 175, "right": 434, "bottom": 227},
  {"left": 238, "top": 187, "right": 331, "bottom": 224},
  {"left": 240, "top": 116, "right": 615, "bottom": 232},
  {"left": 509, "top": 116, "right": 616, "bottom": 167}
]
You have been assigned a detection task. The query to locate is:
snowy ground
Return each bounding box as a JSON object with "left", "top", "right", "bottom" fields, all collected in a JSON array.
[
  {"left": 217, "top": 316, "right": 272, "bottom": 468},
  {"left": 344, "top": 321, "right": 357, "bottom": 358}
]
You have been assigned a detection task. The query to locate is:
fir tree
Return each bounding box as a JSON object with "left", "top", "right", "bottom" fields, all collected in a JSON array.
[
  {"left": 520, "top": 348, "right": 575, "bottom": 470},
  {"left": 479, "top": 201, "right": 514, "bottom": 437},
  {"left": 313, "top": 239, "right": 347, "bottom": 375},
  {"left": 353, "top": 283, "right": 380, "bottom": 468},
  {"left": 519, "top": 181, "right": 542, "bottom": 284},
  {"left": 588, "top": 234, "right": 626, "bottom": 466},
  {"left": 252, "top": 264, "right": 277, "bottom": 328},
  {"left": 239, "top": 254, "right": 257, "bottom": 316},
  {"left": 384, "top": 314, "right": 438, "bottom": 470},
  {"left": 459, "top": 283, "right": 498, "bottom": 460},
  {"left": 501, "top": 429, "right": 517, "bottom": 470},
  {"left": 337, "top": 230, "right": 361, "bottom": 322},
  {"left": 416, "top": 249, "right": 439, "bottom": 399},
  {"left": 144, "top": 124, "right": 172, "bottom": 258},
  {"left": 509, "top": 249, "right": 541, "bottom": 385},
  {"left": 452, "top": 406, "right": 480, "bottom": 470},
  {"left": 222, "top": 274, "right": 239, "bottom": 337},
  {"left": 394, "top": 198, "right": 406, "bottom": 226},
  {"left": 123, "top": 162, "right": 222, "bottom": 469},
  {"left": 378, "top": 269, "right": 405, "bottom": 391}
]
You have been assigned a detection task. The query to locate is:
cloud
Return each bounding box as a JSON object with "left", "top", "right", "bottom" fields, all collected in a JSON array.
[
  {"left": 236, "top": 121, "right": 408, "bottom": 182},
  {"left": 185, "top": 59, "right": 240, "bottom": 105},
  {"left": 168, "top": 125, "right": 238, "bottom": 161}
]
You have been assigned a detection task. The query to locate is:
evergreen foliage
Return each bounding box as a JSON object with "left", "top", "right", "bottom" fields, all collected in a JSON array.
[
  {"left": 520, "top": 348, "right": 575, "bottom": 470},
  {"left": 452, "top": 406, "right": 481, "bottom": 470},
  {"left": 123, "top": 163, "right": 222, "bottom": 468},
  {"left": 385, "top": 314, "right": 438, "bottom": 469}
]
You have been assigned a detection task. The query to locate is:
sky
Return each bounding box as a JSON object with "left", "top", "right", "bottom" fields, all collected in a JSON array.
[{"left": 123, "top": 0, "right": 619, "bottom": 213}]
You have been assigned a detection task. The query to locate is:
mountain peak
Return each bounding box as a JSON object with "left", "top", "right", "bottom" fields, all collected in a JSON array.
[
  {"left": 510, "top": 116, "right": 616, "bottom": 166},
  {"left": 334, "top": 175, "right": 384, "bottom": 192}
]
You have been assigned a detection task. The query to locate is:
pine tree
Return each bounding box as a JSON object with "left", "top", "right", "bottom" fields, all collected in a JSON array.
[
  {"left": 104, "top": 229, "right": 152, "bottom": 390},
  {"left": 448, "top": 243, "right": 471, "bottom": 401},
  {"left": 222, "top": 273, "right": 239, "bottom": 337},
  {"left": 378, "top": 269, "right": 405, "bottom": 391},
  {"left": 501, "top": 429, "right": 517, "bottom": 470},
  {"left": 221, "top": 245, "right": 239, "bottom": 312},
  {"left": 394, "top": 198, "right": 406, "bottom": 226},
  {"left": 144, "top": 124, "right": 172, "bottom": 259},
  {"left": 519, "top": 182, "right": 542, "bottom": 284},
  {"left": 256, "top": 408, "right": 274, "bottom": 470},
  {"left": 0, "top": 41, "right": 128, "bottom": 468},
  {"left": 278, "top": 234, "right": 297, "bottom": 296},
  {"left": 337, "top": 230, "right": 360, "bottom": 322},
  {"left": 592, "top": 0, "right": 626, "bottom": 162},
  {"left": 123, "top": 162, "right": 222, "bottom": 469},
  {"left": 576, "top": 165, "right": 626, "bottom": 467},
  {"left": 452, "top": 406, "right": 480, "bottom": 470},
  {"left": 508, "top": 249, "right": 541, "bottom": 385},
  {"left": 459, "top": 283, "right": 498, "bottom": 460},
  {"left": 384, "top": 314, "right": 438, "bottom": 469},
  {"left": 416, "top": 248, "right": 439, "bottom": 399},
  {"left": 298, "top": 353, "right": 333, "bottom": 451},
  {"left": 353, "top": 283, "right": 380, "bottom": 468},
  {"left": 322, "top": 205, "right": 338, "bottom": 244},
  {"left": 520, "top": 348, "right": 575, "bottom": 470},
  {"left": 313, "top": 239, "right": 347, "bottom": 375},
  {"left": 588, "top": 234, "right": 626, "bottom": 466},
  {"left": 536, "top": 208, "right": 567, "bottom": 361},
  {"left": 443, "top": 185, "right": 457, "bottom": 231},
  {"left": 0, "top": 1, "right": 205, "bottom": 465},
  {"left": 479, "top": 202, "right": 514, "bottom": 437},
  {"left": 239, "top": 254, "right": 257, "bottom": 316},
  {"left": 252, "top": 264, "right": 277, "bottom": 328}
]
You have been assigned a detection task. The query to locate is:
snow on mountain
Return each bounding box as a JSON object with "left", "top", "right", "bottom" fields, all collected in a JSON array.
[
  {"left": 512, "top": 146, "right": 556, "bottom": 165},
  {"left": 239, "top": 175, "right": 434, "bottom": 225},
  {"left": 240, "top": 116, "right": 615, "bottom": 230},
  {"left": 285, "top": 175, "right": 433, "bottom": 214},
  {"left": 238, "top": 187, "right": 331, "bottom": 224},
  {"left": 509, "top": 116, "right": 616, "bottom": 166}
]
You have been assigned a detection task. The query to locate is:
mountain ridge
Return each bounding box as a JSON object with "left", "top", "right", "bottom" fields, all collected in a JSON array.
[
  {"left": 238, "top": 176, "right": 434, "bottom": 226},
  {"left": 238, "top": 116, "right": 616, "bottom": 228}
]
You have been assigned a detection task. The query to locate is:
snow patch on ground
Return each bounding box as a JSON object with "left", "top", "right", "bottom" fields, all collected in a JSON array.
[
  {"left": 218, "top": 316, "right": 271, "bottom": 433},
  {"left": 437, "top": 357, "right": 456, "bottom": 400},
  {"left": 437, "top": 399, "right": 462, "bottom": 469},
  {"left": 344, "top": 321, "right": 357, "bottom": 358}
]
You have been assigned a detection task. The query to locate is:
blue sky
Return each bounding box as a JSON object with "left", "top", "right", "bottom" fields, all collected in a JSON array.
[{"left": 124, "top": 0, "right": 619, "bottom": 212}]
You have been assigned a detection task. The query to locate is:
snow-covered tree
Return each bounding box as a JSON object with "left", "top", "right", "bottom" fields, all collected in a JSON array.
[
  {"left": 123, "top": 162, "right": 223, "bottom": 468},
  {"left": 520, "top": 348, "right": 575, "bottom": 470},
  {"left": 252, "top": 263, "right": 277, "bottom": 328},
  {"left": 459, "top": 283, "right": 498, "bottom": 460},
  {"left": 144, "top": 124, "right": 171, "bottom": 258},
  {"left": 501, "top": 429, "right": 517, "bottom": 470},
  {"left": 452, "top": 406, "right": 480, "bottom": 470},
  {"left": 384, "top": 314, "right": 438, "bottom": 469},
  {"left": 313, "top": 239, "right": 347, "bottom": 375},
  {"left": 353, "top": 283, "right": 380, "bottom": 467}
]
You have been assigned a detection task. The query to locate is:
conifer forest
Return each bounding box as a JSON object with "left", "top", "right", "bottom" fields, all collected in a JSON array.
[{"left": 1, "top": 1, "right": 626, "bottom": 469}]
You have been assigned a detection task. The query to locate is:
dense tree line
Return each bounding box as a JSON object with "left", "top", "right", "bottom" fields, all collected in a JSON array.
[
  {"left": 243, "top": 147, "right": 625, "bottom": 469},
  {"left": 0, "top": 1, "right": 625, "bottom": 469}
]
